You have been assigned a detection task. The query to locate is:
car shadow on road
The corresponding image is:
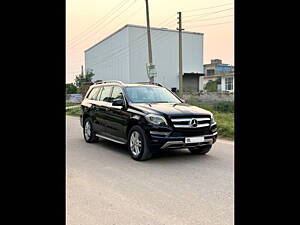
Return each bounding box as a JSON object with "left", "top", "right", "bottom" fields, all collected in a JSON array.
[
  {"left": 95, "top": 139, "right": 129, "bottom": 155},
  {"left": 149, "top": 149, "right": 217, "bottom": 163},
  {"left": 94, "top": 139, "right": 217, "bottom": 163}
]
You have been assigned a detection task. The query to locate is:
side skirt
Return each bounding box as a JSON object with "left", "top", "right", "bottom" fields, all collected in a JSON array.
[{"left": 96, "top": 134, "right": 127, "bottom": 145}]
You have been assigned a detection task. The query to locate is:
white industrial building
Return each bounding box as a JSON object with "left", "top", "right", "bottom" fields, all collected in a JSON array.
[{"left": 85, "top": 24, "right": 204, "bottom": 91}]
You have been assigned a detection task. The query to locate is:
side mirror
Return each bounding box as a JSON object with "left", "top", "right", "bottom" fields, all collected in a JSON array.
[
  {"left": 112, "top": 99, "right": 124, "bottom": 106},
  {"left": 180, "top": 99, "right": 186, "bottom": 103}
]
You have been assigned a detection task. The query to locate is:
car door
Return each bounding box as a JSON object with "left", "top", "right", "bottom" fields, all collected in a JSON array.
[
  {"left": 89, "top": 86, "right": 103, "bottom": 133},
  {"left": 84, "top": 86, "right": 101, "bottom": 130},
  {"left": 95, "top": 85, "right": 113, "bottom": 136},
  {"left": 105, "top": 86, "right": 131, "bottom": 142}
]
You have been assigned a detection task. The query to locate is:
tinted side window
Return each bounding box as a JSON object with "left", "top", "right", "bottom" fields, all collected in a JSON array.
[
  {"left": 87, "top": 87, "right": 100, "bottom": 100},
  {"left": 99, "top": 86, "right": 112, "bottom": 102},
  {"left": 95, "top": 87, "right": 103, "bottom": 101},
  {"left": 111, "top": 86, "right": 123, "bottom": 101}
]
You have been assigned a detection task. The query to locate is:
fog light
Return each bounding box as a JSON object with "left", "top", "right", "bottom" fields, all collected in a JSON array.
[
  {"left": 211, "top": 125, "right": 217, "bottom": 133},
  {"left": 150, "top": 131, "right": 170, "bottom": 136}
]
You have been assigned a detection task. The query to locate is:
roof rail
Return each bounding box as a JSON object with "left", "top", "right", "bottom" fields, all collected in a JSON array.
[
  {"left": 94, "top": 80, "right": 103, "bottom": 84},
  {"left": 94, "top": 80, "right": 124, "bottom": 85},
  {"left": 135, "top": 82, "right": 164, "bottom": 87}
]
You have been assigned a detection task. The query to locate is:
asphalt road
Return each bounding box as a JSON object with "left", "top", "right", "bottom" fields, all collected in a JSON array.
[{"left": 67, "top": 116, "right": 234, "bottom": 225}]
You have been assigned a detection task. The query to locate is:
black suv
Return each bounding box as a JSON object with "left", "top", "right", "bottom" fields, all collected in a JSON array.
[{"left": 80, "top": 80, "right": 217, "bottom": 161}]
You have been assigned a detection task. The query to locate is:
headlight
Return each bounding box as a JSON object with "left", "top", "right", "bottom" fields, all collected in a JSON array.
[
  {"left": 145, "top": 114, "right": 168, "bottom": 126},
  {"left": 211, "top": 115, "right": 216, "bottom": 124}
]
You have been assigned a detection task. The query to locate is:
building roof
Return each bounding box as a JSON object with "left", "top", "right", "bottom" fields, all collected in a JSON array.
[{"left": 85, "top": 24, "right": 204, "bottom": 53}]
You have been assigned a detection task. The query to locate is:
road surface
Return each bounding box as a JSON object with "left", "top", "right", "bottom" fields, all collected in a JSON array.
[{"left": 67, "top": 116, "right": 234, "bottom": 225}]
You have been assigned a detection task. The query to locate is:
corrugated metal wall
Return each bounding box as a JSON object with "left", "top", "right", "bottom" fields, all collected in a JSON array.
[
  {"left": 85, "top": 26, "right": 130, "bottom": 82},
  {"left": 128, "top": 26, "right": 203, "bottom": 90},
  {"left": 85, "top": 25, "right": 203, "bottom": 90}
]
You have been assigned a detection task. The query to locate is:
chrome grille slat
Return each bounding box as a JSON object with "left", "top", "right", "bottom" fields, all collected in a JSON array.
[
  {"left": 173, "top": 123, "right": 210, "bottom": 128},
  {"left": 170, "top": 116, "right": 211, "bottom": 129},
  {"left": 171, "top": 118, "right": 210, "bottom": 122}
]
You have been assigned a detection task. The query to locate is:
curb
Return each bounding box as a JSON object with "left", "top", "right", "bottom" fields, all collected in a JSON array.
[
  {"left": 66, "top": 105, "right": 80, "bottom": 110},
  {"left": 217, "top": 139, "right": 234, "bottom": 145}
]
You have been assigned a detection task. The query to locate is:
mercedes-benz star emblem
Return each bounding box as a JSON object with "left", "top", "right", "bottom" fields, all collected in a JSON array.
[{"left": 189, "top": 119, "right": 198, "bottom": 128}]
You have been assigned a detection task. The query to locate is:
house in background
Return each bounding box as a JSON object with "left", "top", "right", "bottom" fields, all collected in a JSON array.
[{"left": 201, "top": 59, "right": 234, "bottom": 92}]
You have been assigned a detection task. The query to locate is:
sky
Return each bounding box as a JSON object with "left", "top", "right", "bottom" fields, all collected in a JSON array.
[{"left": 66, "top": 0, "right": 234, "bottom": 83}]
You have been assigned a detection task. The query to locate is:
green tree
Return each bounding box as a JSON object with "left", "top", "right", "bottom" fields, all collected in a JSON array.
[
  {"left": 204, "top": 78, "right": 221, "bottom": 92},
  {"left": 74, "top": 69, "right": 95, "bottom": 97},
  {"left": 65, "top": 83, "right": 78, "bottom": 94},
  {"left": 74, "top": 70, "right": 95, "bottom": 88}
]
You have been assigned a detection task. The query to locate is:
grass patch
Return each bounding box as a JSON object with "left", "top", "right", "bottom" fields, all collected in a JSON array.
[
  {"left": 66, "top": 107, "right": 82, "bottom": 117},
  {"left": 66, "top": 102, "right": 80, "bottom": 107},
  {"left": 186, "top": 96, "right": 234, "bottom": 140},
  {"left": 213, "top": 111, "right": 234, "bottom": 140}
]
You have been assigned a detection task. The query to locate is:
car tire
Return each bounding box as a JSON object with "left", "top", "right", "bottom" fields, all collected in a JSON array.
[
  {"left": 83, "top": 118, "right": 99, "bottom": 143},
  {"left": 188, "top": 145, "right": 212, "bottom": 155},
  {"left": 128, "top": 125, "right": 152, "bottom": 161}
]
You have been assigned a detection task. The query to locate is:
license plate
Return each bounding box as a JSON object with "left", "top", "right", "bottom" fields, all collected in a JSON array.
[{"left": 185, "top": 136, "right": 205, "bottom": 143}]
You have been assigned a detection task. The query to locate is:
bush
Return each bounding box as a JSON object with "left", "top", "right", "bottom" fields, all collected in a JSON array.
[
  {"left": 213, "top": 112, "right": 234, "bottom": 139},
  {"left": 66, "top": 83, "right": 78, "bottom": 94},
  {"left": 186, "top": 97, "right": 215, "bottom": 111},
  {"left": 66, "top": 107, "right": 82, "bottom": 117},
  {"left": 204, "top": 78, "right": 221, "bottom": 92},
  {"left": 66, "top": 102, "right": 80, "bottom": 107},
  {"left": 186, "top": 96, "right": 234, "bottom": 140},
  {"left": 213, "top": 101, "right": 234, "bottom": 113}
]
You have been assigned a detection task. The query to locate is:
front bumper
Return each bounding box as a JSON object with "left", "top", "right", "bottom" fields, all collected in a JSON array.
[
  {"left": 145, "top": 124, "right": 218, "bottom": 152},
  {"left": 160, "top": 132, "right": 217, "bottom": 149}
]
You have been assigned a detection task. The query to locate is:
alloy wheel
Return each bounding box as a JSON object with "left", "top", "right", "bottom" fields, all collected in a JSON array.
[
  {"left": 84, "top": 121, "right": 91, "bottom": 140},
  {"left": 130, "top": 131, "right": 142, "bottom": 156}
]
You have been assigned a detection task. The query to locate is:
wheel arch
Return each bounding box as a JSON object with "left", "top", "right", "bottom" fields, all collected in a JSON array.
[{"left": 126, "top": 116, "right": 146, "bottom": 138}]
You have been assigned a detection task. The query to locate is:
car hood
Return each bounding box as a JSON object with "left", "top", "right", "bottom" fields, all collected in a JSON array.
[{"left": 129, "top": 103, "right": 212, "bottom": 117}]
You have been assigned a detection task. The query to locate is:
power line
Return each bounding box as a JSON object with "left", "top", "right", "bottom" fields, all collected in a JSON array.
[
  {"left": 67, "top": 3, "right": 144, "bottom": 63},
  {"left": 68, "top": 0, "right": 137, "bottom": 49},
  {"left": 182, "top": 2, "right": 233, "bottom": 13},
  {"left": 70, "top": 2, "right": 233, "bottom": 48},
  {"left": 184, "top": 7, "right": 234, "bottom": 19},
  {"left": 157, "top": 13, "right": 175, "bottom": 27},
  {"left": 68, "top": 0, "right": 129, "bottom": 45},
  {"left": 185, "top": 21, "right": 233, "bottom": 29},
  {"left": 184, "top": 14, "right": 233, "bottom": 24},
  {"left": 111, "top": 4, "right": 144, "bottom": 29}
]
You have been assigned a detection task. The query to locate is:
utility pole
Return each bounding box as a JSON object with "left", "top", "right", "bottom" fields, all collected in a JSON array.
[
  {"left": 81, "top": 65, "right": 84, "bottom": 76},
  {"left": 145, "top": 0, "right": 154, "bottom": 83},
  {"left": 177, "top": 12, "right": 184, "bottom": 97}
]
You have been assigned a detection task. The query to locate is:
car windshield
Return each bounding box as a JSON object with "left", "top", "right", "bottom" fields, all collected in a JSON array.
[{"left": 125, "top": 86, "right": 181, "bottom": 103}]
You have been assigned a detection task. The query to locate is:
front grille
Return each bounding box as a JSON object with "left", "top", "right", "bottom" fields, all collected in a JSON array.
[
  {"left": 170, "top": 115, "right": 212, "bottom": 136},
  {"left": 170, "top": 116, "right": 211, "bottom": 129}
]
